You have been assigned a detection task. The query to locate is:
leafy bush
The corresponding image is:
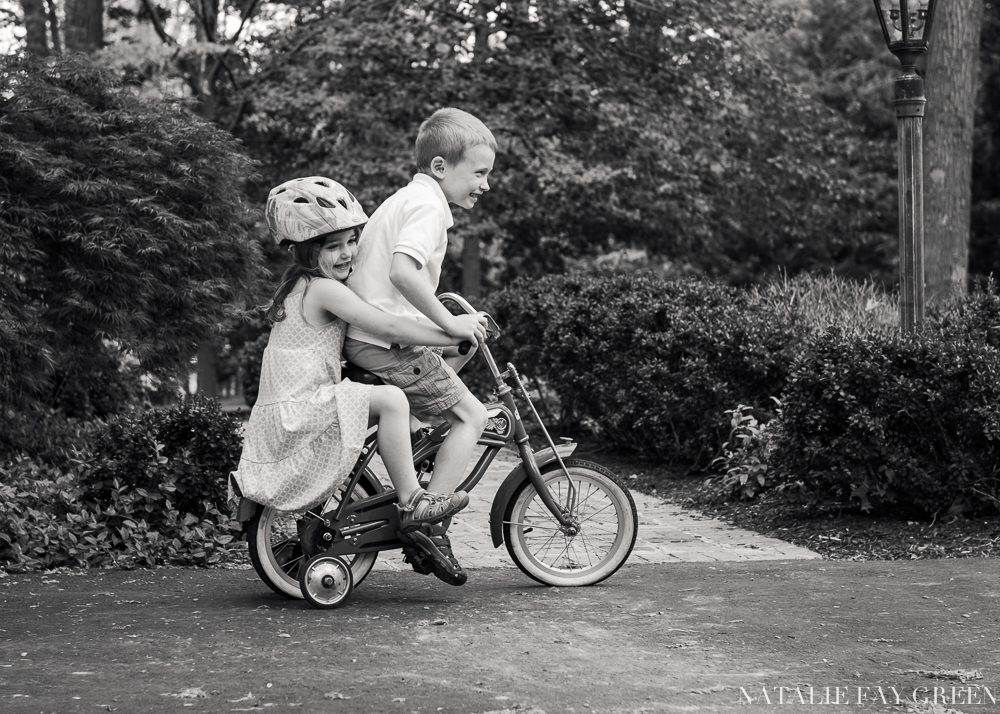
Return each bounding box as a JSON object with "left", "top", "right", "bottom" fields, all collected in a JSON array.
[
  {"left": 0, "top": 397, "right": 245, "bottom": 572},
  {"left": 769, "top": 327, "right": 1000, "bottom": 517},
  {"left": 488, "top": 273, "right": 800, "bottom": 466},
  {"left": 710, "top": 402, "right": 782, "bottom": 501},
  {"left": 933, "top": 277, "right": 1000, "bottom": 348},
  {"left": 0, "top": 409, "right": 101, "bottom": 469},
  {"left": 81, "top": 396, "right": 244, "bottom": 515},
  {"left": 0, "top": 456, "right": 240, "bottom": 572}
]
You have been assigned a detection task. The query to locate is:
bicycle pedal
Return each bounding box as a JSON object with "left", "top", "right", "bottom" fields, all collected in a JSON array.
[
  {"left": 398, "top": 527, "right": 467, "bottom": 587},
  {"left": 401, "top": 543, "right": 434, "bottom": 576}
]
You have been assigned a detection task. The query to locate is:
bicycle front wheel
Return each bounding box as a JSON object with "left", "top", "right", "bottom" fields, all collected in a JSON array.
[
  {"left": 503, "top": 459, "right": 637, "bottom": 587},
  {"left": 247, "top": 470, "right": 381, "bottom": 599}
]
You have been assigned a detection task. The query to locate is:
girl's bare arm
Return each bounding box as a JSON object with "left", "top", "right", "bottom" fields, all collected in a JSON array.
[{"left": 307, "top": 278, "right": 459, "bottom": 347}]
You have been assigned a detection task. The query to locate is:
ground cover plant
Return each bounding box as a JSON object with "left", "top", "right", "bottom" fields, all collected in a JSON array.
[{"left": 0, "top": 397, "right": 243, "bottom": 572}]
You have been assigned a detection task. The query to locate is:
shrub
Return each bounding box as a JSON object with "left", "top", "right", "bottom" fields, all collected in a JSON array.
[
  {"left": 710, "top": 401, "right": 783, "bottom": 501},
  {"left": 0, "top": 456, "right": 241, "bottom": 572},
  {"left": 769, "top": 327, "right": 1000, "bottom": 517},
  {"left": 488, "top": 273, "right": 800, "bottom": 466},
  {"left": 0, "top": 409, "right": 101, "bottom": 469},
  {"left": 81, "top": 396, "right": 244, "bottom": 516},
  {"left": 934, "top": 277, "right": 1000, "bottom": 348},
  {"left": 0, "top": 397, "right": 246, "bottom": 572}
]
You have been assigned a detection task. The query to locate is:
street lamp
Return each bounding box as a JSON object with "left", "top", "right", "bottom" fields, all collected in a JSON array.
[{"left": 871, "top": 0, "right": 937, "bottom": 332}]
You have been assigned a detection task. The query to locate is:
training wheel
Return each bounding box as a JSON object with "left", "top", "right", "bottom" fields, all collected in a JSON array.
[{"left": 299, "top": 555, "right": 353, "bottom": 609}]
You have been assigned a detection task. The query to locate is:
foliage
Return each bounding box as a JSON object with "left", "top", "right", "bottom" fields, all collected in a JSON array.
[
  {"left": 0, "top": 456, "right": 241, "bottom": 572},
  {"left": 932, "top": 276, "right": 1000, "bottom": 349},
  {"left": 487, "top": 273, "right": 799, "bottom": 466},
  {"left": 0, "top": 408, "right": 100, "bottom": 469},
  {"left": 0, "top": 396, "right": 246, "bottom": 572},
  {"left": 235, "top": 0, "right": 894, "bottom": 291},
  {"left": 237, "top": 331, "right": 270, "bottom": 408},
  {"left": 0, "top": 53, "right": 266, "bottom": 417},
  {"left": 768, "top": 327, "right": 1000, "bottom": 518},
  {"left": 710, "top": 402, "right": 782, "bottom": 501},
  {"left": 750, "top": 270, "right": 898, "bottom": 339},
  {"left": 973, "top": 2, "right": 1000, "bottom": 281},
  {"left": 80, "top": 396, "right": 244, "bottom": 516}
]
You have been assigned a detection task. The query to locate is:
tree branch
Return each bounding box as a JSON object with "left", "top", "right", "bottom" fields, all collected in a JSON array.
[
  {"left": 139, "top": 0, "right": 175, "bottom": 45},
  {"left": 232, "top": 0, "right": 262, "bottom": 42}
]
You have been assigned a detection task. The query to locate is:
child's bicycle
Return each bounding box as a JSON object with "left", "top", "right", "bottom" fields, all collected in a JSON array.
[{"left": 233, "top": 293, "right": 638, "bottom": 608}]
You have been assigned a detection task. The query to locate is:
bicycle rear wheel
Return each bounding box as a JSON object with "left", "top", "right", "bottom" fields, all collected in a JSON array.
[
  {"left": 503, "top": 459, "right": 637, "bottom": 586},
  {"left": 247, "top": 470, "right": 382, "bottom": 599}
]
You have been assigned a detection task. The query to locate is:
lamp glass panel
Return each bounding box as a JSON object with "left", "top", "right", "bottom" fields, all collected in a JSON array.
[{"left": 884, "top": 0, "right": 931, "bottom": 43}]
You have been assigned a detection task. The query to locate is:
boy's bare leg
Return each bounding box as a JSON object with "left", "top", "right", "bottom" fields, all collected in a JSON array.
[
  {"left": 442, "top": 343, "right": 476, "bottom": 375},
  {"left": 426, "top": 392, "right": 488, "bottom": 494}
]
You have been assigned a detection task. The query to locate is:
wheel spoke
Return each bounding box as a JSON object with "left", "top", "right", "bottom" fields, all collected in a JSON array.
[{"left": 505, "top": 463, "right": 636, "bottom": 583}]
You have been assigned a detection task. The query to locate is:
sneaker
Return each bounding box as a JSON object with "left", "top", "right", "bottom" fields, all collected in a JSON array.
[
  {"left": 400, "top": 521, "right": 467, "bottom": 586},
  {"left": 397, "top": 489, "right": 469, "bottom": 532}
]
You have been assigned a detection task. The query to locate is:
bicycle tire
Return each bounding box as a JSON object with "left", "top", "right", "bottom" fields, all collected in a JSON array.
[
  {"left": 247, "top": 469, "right": 382, "bottom": 599},
  {"left": 503, "top": 459, "right": 637, "bottom": 586}
]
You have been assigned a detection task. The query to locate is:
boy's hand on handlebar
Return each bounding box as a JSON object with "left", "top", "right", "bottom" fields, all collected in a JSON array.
[{"left": 447, "top": 313, "right": 488, "bottom": 346}]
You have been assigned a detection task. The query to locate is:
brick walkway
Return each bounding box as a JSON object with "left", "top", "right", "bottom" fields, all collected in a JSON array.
[{"left": 367, "top": 445, "right": 819, "bottom": 572}]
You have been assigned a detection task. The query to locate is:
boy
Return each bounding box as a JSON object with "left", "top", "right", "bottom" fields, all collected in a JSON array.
[{"left": 344, "top": 107, "right": 496, "bottom": 586}]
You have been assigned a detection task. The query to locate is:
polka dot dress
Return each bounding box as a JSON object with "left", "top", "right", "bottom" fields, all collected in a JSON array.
[{"left": 231, "top": 289, "right": 372, "bottom": 512}]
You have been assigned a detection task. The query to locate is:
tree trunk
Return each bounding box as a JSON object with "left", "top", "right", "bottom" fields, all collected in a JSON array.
[
  {"left": 20, "top": 0, "right": 50, "bottom": 56},
  {"left": 196, "top": 341, "right": 219, "bottom": 398},
  {"left": 922, "top": 0, "right": 984, "bottom": 305},
  {"left": 44, "top": 0, "right": 62, "bottom": 53},
  {"left": 462, "top": 234, "right": 482, "bottom": 298},
  {"left": 64, "top": 0, "right": 104, "bottom": 53}
]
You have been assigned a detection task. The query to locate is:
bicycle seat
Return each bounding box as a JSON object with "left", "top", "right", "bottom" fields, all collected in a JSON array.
[{"left": 343, "top": 361, "right": 384, "bottom": 386}]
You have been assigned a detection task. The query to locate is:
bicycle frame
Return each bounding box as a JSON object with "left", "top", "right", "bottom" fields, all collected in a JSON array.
[{"left": 302, "top": 293, "right": 580, "bottom": 559}]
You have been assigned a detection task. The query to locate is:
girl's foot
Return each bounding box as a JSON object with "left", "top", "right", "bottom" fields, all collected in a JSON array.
[{"left": 397, "top": 489, "right": 469, "bottom": 532}]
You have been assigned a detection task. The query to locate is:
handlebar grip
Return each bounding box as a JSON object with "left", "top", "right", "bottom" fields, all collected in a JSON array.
[{"left": 458, "top": 341, "right": 472, "bottom": 355}]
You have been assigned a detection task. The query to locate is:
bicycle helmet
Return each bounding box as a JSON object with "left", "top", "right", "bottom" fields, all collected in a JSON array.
[{"left": 265, "top": 177, "right": 368, "bottom": 245}]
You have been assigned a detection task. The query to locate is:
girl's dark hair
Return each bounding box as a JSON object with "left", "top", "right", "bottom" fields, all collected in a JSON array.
[
  {"left": 265, "top": 241, "right": 322, "bottom": 323},
  {"left": 263, "top": 226, "right": 361, "bottom": 323}
]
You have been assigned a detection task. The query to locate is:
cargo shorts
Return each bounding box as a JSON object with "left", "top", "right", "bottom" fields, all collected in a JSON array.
[{"left": 343, "top": 337, "right": 469, "bottom": 418}]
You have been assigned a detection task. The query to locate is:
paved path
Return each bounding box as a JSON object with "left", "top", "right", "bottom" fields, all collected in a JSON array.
[{"left": 367, "top": 446, "right": 818, "bottom": 572}]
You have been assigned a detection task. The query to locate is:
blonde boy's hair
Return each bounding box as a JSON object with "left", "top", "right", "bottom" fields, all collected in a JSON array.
[{"left": 415, "top": 108, "right": 497, "bottom": 171}]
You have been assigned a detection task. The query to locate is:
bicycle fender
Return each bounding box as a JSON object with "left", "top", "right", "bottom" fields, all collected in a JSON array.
[
  {"left": 235, "top": 497, "right": 258, "bottom": 522},
  {"left": 489, "top": 443, "right": 577, "bottom": 548}
]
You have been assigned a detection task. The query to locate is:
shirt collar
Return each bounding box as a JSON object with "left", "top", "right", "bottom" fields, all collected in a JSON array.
[{"left": 412, "top": 173, "right": 454, "bottom": 230}]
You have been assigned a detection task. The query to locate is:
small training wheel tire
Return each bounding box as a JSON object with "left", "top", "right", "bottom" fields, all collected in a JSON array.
[{"left": 299, "top": 555, "right": 353, "bottom": 609}]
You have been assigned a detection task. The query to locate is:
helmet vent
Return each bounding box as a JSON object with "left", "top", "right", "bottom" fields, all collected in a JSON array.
[
  {"left": 316, "top": 196, "right": 335, "bottom": 208},
  {"left": 293, "top": 197, "right": 310, "bottom": 203}
]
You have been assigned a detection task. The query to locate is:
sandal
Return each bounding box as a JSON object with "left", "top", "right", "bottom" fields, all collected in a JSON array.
[{"left": 397, "top": 489, "right": 469, "bottom": 532}]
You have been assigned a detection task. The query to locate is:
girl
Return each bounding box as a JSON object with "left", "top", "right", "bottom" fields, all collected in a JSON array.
[{"left": 231, "top": 177, "right": 482, "bottom": 531}]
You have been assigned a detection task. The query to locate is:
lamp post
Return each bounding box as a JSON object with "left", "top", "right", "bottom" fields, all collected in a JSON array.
[{"left": 871, "top": 0, "right": 937, "bottom": 332}]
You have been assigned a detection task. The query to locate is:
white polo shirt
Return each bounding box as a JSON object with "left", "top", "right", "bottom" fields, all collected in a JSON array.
[{"left": 346, "top": 173, "right": 454, "bottom": 348}]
